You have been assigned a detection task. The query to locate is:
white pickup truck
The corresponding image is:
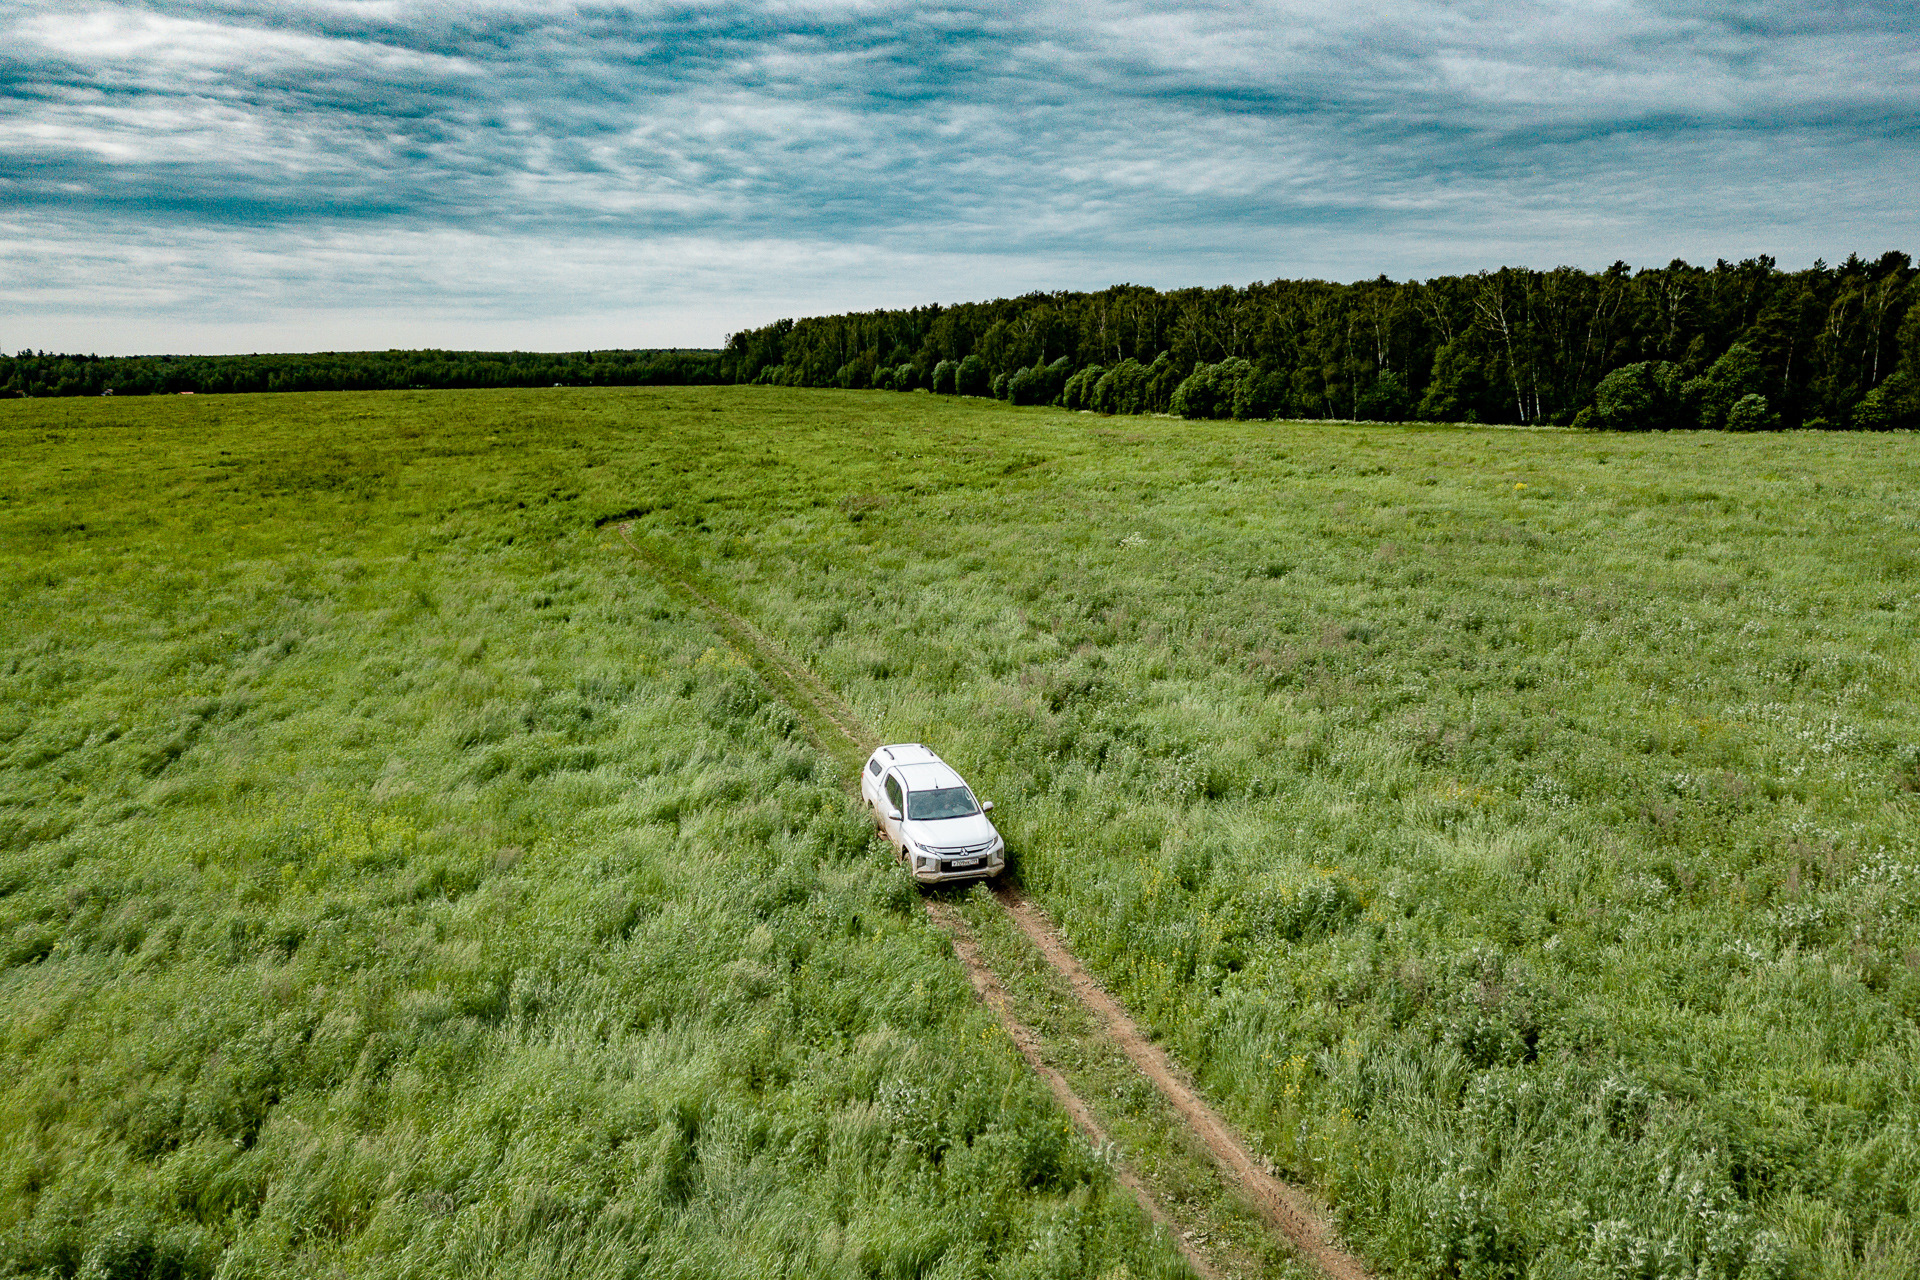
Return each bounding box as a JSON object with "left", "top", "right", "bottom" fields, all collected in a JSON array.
[{"left": 861, "top": 743, "right": 1005, "bottom": 883}]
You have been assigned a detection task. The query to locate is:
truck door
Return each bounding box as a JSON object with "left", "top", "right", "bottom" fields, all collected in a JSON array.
[{"left": 882, "top": 773, "right": 906, "bottom": 848}]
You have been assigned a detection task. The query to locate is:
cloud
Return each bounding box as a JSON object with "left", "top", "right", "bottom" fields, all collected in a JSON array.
[{"left": 3, "top": 0, "right": 1916, "bottom": 352}]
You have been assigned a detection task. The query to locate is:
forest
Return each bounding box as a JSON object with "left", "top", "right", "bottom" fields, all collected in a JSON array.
[
  {"left": 0, "top": 347, "right": 723, "bottom": 399},
  {"left": 10, "top": 253, "right": 1919, "bottom": 430},
  {"left": 722, "top": 253, "right": 1920, "bottom": 430}
]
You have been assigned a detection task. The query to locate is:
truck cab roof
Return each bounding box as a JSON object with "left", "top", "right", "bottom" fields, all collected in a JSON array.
[
  {"left": 875, "top": 743, "right": 940, "bottom": 766},
  {"left": 872, "top": 744, "right": 966, "bottom": 792},
  {"left": 898, "top": 762, "right": 966, "bottom": 791}
]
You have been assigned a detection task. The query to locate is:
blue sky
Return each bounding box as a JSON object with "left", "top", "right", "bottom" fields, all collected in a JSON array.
[{"left": 5, "top": 1, "right": 1917, "bottom": 354}]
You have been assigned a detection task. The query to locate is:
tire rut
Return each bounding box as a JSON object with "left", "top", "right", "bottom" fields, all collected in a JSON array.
[
  {"left": 929, "top": 901, "right": 1220, "bottom": 1280},
  {"left": 615, "top": 523, "right": 1372, "bottom": 1280},
  {"left": 618, "top": 525, "right": 872, "bottom": 754},
  {"left": 992, "top": 887, "right": 1372, "bottom": 1280}
]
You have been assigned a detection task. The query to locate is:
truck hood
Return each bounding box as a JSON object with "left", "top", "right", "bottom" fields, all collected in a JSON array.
[{"left": 905, "top": 812, "right": 998, "bottom": 850}]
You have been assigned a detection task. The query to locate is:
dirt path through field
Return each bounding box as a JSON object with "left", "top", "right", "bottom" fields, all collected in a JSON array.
[
  {"left": 992, "top": 887, "right": 1372, "bottom": 1280},
  {"left": 616, "top": 523, "right": 1372, "bottom": 1280},
  {"left": 928, "top": 901, "right": 1221, "bottom": 1279},
  {"left": 616, "top": 529, "right": 873, "bottom": 752}
]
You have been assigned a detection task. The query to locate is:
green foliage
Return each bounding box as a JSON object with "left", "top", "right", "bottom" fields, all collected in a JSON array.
[
  {"left": 20, "top": 255, "right": 1920, "bottom": 434},
  {"left": 715, "top": 253, "right": 1919, "bottom": 430},
  {"left": 955, "top": 355, "right": 991, "bottom": 398},
  {"left": 1900, "top": 293, "right": 1920, "bottom": 381},
  {"left": 1088, "top": 359, "right": 1163, "bottom": 416},
  {"left": 1170, "top": 359, "right": 1267, "bottom": 420},
  {"left": 0, "top": 349, "right": 722, "bottom": 398},
  {"left": 1417, "top": 339, "right": 1494, "bottom": 423},
  {"left": 1061, "top": 365, "right": 1105, "bottom": 411},
  {"left": 1008, "top": 358, "right": 1071, "bottom": 407},
  {"left": 1726, "top": 392, "right": 1781, "bottom": 432},
  {"left": 1854, "top": 372, "right": 1920, "bottom": 430},
  {"left": 931, "top": 360, "right": 958, "bottom": 396},
  {"left": 1577, "top": 360, "right": 1687, "bottom": 431},
  {"left": 1230, "top": 367, "right": 1288, "bottom": 421},
  {"left": 1354, "top": 371, "right": 1412, "bottom": 422},
  {"left": 1163, "top": 357, "right": 1291, "bottom": 423},
  {"left": 1687, "top": 343, "right": 1773, "bottom": 430}
]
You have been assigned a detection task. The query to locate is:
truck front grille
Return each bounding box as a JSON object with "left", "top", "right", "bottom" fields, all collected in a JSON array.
[{"left": 935, "top": 841, "right": 995, "bottom": 873}]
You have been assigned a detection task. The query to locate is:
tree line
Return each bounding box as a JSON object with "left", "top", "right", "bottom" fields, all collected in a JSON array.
[
  {"left": 0, "top": 348, "right": 724, "bottom": 398},
  {"left": 12, "top": 253, "right": 1918, "bottom": 429},
  {"left": 722, "top": 253, "right": 1920, "bottom": 429}
]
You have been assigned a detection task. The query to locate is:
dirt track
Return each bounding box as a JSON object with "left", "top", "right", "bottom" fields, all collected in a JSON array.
[
  {"left": 929, "top": 901, "right": 1220, "bottom": 1280},
  {"left": 617, "top": 524, "right": 1372, "bottom": 1280},
  {"left": 991, "top": 887, "right": 1371, "bottom": 1280}
]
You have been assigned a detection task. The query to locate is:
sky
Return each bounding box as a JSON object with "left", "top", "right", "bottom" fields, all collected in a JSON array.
[{"left": 4, "top": 1, "right": 1918, "bottom": 355}]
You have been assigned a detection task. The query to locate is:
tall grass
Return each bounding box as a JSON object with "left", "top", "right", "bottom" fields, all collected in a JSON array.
[
  {"left": 647, "top": 398, "right": 1920, "bottom": 1278},
  {"left": 10, "top": 386, "right": 1919, "bottom": 1277},
  {"left": 0, "top": 390, "right": 1190, "bottom": 1279}
]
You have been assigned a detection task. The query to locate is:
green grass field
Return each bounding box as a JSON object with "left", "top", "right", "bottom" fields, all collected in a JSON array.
[{"left": 4, "top": 387, "right": 1919, "bottom": 1278}]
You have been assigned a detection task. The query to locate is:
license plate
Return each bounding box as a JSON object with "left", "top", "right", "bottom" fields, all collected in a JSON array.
[{"left": 948, "top": 858, "right": 980, "bottom": 869}]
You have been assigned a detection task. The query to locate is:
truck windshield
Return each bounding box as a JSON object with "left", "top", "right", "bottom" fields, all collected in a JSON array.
[{"left": 906, "top": 787, "right": 979, "bottom": 820}]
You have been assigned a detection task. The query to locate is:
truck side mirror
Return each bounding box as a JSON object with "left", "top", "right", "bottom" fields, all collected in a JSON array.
[
  {"left": 887, "top": 807, "right": 902, "bottom": 821},
  {"left": 982, "top": 801, "right": 994, "bottom": 812}
]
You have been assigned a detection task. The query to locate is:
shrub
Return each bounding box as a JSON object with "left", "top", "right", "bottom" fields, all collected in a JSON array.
[
  {"left": 1089, "top": 359, "right": 1150, "bottom": 415},
  {"left": 1007, "top": 357, "right": 1071, "bottom": 406},
  {"left": 1725, "top": 392, "right": 1780, "bottom": 432},
  {"left": 1354, "top": 370, "right": 1412, "bottom": 422},
  {"left": 1006, "top": 365, "right": 1037, "bottom": 405},
  {"left": 1171, "top": 358, "right": 1256, "bottom": 420},
  {"left": 1684, "top": 342, "right": 1769, "bottom": 430},
  {"left": 1262, "top": 871, "right": 1364, "bottom": 943},
  {"left": 1852, "top": 372, "right": 1920, "bottom": 429},
  {"left": 1231, "top": 366, "right": 1286, "bottom": 420},
  {"left": 955, "top": 354, "right": 991, "bottom": 398},
  {"left": 1061, "top": 364, "right": 1105, "bottom": 411},
  {"left": 1578, "top": 360, "right": 1687, "bottom": 431},
  {"left": 1143, "top": 352, "right": 1183, "bottom": 414},
  {"left": 930, "top": 360, "right": 957, "bottom": 395}
]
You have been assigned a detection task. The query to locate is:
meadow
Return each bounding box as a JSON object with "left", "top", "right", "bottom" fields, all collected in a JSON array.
[
  {"left": 0, "top": 390, "right": 1191, "bottom": 1279},
  {"left": 4, "top": 386, "right": 1919, "bottom": 1278}
]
